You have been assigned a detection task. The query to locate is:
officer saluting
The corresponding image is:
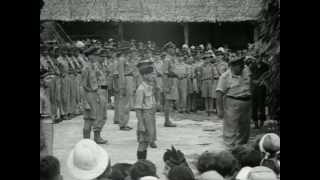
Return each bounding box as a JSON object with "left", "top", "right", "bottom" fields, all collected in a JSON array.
[{"left": 216, "top": 56, "right": 251, "bottom": 148}]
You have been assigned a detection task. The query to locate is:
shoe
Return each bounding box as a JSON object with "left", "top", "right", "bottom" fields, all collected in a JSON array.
[
  {"left": 137, "top": 150, "right": 147, "bottom": 160},
  {"left": 125, "top": 126, "right": 133, "bottom": 130},
  {"left": 164, "top": 121, "right": 177, "bottom": 127},
  {"left": 150, "top": 142, "right": 157, "bottom": 148},
  {"left": 94, "top": 131, "right": 108, "bottom": 144},
  {"left": 120, "top": 127, "right": 132, "bottom": 131},
  {"left": 83, "top": 129, "right": 91, "bottom": 139},
  {"left": 113, "top": 121, "right": 120, "bottom": 124}
]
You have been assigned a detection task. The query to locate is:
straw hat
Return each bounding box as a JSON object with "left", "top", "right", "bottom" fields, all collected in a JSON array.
[{"left": 67, "top": 139, "right": 110, "bottom": 180}]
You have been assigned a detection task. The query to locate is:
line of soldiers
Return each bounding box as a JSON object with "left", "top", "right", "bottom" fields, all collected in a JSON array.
[{"left": 40, "top": 38, "right": 270, "bottom": 144}]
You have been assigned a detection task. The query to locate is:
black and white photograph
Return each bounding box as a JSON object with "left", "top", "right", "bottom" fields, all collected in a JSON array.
[{"left": 40, "top": 0, "right": 280, "bottom": 179}]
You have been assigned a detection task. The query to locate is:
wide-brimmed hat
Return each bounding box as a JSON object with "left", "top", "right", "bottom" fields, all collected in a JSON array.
[
  {"left": 259, "top": 133, "right": 280, "bottom": 154},
  {"left": 140, "top": 176, "right": 159, "bottom": 180},
  {"left": 248, "top": 166, "right": 277, "bottom": 180},
  {"left": 67, "top": 139, "right": 110, "bottom": 180},
  {"left": 199, "top": 170, "right": 224, "bottom": 180}
]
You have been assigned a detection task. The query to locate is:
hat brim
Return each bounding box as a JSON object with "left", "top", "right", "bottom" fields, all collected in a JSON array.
[{"left": 67, "top": 144, "right": 110, "bottom": 180}]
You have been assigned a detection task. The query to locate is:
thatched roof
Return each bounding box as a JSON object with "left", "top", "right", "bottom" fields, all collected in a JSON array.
[{"left": 40, "top": 0, "right": 262, "bottom": 22}]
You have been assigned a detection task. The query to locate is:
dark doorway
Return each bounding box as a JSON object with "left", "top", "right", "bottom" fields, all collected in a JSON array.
[{"left": 123, "top": 22, "right": 184, "bottom": 47}]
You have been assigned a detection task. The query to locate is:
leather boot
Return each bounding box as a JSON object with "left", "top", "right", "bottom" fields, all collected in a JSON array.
[
  {"left": 83, "top": 129, "right": 91, "bottom": 139},
  {"left": 94, "top": 131, "right": 108, "bottom": 144},
  {"left": 164, "top": 119, "right": 177, "bottom": 127},
  {"left": 137, "top": 150, "right": 147, "bottom": 160}
]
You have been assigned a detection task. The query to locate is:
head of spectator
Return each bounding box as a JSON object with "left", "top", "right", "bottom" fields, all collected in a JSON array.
[
  {"left": 162, "top": 146, "right": 188, "bottom": 176},
  {"left": 167, "top": 165, "right": 195, "bottom": 180},
  {"left": 130, "top": 160, "right": 158, "bottom": 180},
  {"left": 198, "top": 170, "right": 224, "bottom": 180},
  {"left": 214, "top": 150, "right": 239, "bottom": 178},
  {"left": 109, "top": 163, "right": 133, "bottom": 180},
  {"left": 196, "top": 151, "right": 218, "bottom": 174},
  {"left": 235, "top": 166, "right": 277, "bottom": 180},
  {"left": 67, "top": 139, "right": 111, "bottom": 180},
  {"left": 231, "top": 145, "right": 262, "bottom": 168},
  {"left": 40, "top": 155, "right": 63, "bottom": 180}
]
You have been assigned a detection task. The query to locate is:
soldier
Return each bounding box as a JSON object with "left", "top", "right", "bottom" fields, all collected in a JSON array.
[
  {"left": 117, "top": 42, "right": 134, "bottom": 131},
  {"left": 66, "top": 48, "right": 78, "bottom": 118},
  {"left": 175, "top": 52, "right": 188, "bottom": 113},
  {"left": 200, "top": 52, "right": 215, "bottom": 116},
  {"left": 216, "top": 57, "right": 252, "bottom": 148},
  {"left": 82, "top": 47, "right": 108, "bottom": 144},
  {"left": 153, "top": 51, "right": 164, "bottom": 112},
  {"left": 135, "top": 61, "right": 158, "bottom": 159},
  {"left": 110, "top": 51, "right": 120, "bottom": 124},
  {"left": 249, "top": 55, "right": 269, "bottom": 129},
  {"left": 161, "top": 42, "right": 177, "bottom": 127},
  {"left": 186, "top": 55, "right": 195, "bottom": 113},
  {"left": 57, "top": 47, "right": 71, "bottom": 121}
]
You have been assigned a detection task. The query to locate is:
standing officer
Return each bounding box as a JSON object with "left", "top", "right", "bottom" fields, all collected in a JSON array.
[
  {"left": 117, "top": 42, "right": 134, "bottom": 131},
  {"left": 175, "top": 52, "right": 188, "bottom": 113},
  {"left": 161, "top": 42, "right": 177, "bottom": 127},
  {"left": 249, "top": 55, "right": 269, "bottom": 129},
  {"left": 200, "top": 52, "right": 215, "bottom": 116},
  {"left": 82, "top": 47, "right": 108, "bottom": 144},
  {"left": 216, "top": 57, "right": 251, "bottom": 148}
]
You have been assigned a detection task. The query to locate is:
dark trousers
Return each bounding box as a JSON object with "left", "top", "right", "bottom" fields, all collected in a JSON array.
[{"left": 252, "top": 85, "right": 267, "bottom": 122}]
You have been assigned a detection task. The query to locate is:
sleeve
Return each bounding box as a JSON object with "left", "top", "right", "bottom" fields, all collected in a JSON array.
[
  {"left": 216, "top": 73, "right": 229, "bottom": 93},
  {"left": 134, "top": 87, "right": 144, "bottom": 109}
]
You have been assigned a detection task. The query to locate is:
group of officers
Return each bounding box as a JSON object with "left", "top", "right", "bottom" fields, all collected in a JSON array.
[{"left": 40, "top": 38, "right": 270, "bottom": 146}]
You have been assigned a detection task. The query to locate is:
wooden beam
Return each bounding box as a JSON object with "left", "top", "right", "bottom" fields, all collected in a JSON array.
[{"left": 184, "top": 23, "right": 189, "bottom": 45}]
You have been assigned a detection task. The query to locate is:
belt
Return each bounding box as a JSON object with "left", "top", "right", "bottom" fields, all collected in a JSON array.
[
  {"left": 100, "top": 85, "right": 108, "bottom": 90},
  {"left": 227, "top": 96, "right": 251, "bottom": 101},
  {"left": 124, "top": 74, "right": 133, "bottom": 77}
]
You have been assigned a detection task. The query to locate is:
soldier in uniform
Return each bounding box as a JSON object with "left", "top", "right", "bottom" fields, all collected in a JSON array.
[
  {"left": 81, "top": 47, "right": 108, "bottom": 144},
  {"left": 175, "top": 52, "right": 188, "bottom": 113},
  {"left": 110, "top": 51, "right": 120, "bottom": 124},
  {"left": 249, "top": 55, "right": 269, "bottom": 129},
  {"left": 161, "top": 42, "right": 178, "bottom": 127},
  {"left": 66, "top": 48, "right": 78, "bottom": 118},
  {"left": 216, "top": 57, "right": 252, "bottom": 148},
  {"left": 117, "top": 42, "right": 134, "bottom": 131},
  {"left": 135, "top": 61, "right": 158, "bottom": 159},
  {"left": 57, "top": 47, "right": 71, "bottom": 121},
  {"left": 200, "top": 52, "right": 215, "bottom": 116},
  {"left": 153, "top": 51, "right": 164, "bottom": 112}
]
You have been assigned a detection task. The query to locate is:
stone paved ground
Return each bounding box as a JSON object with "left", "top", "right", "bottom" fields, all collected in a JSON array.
[{"left": 53, "top": 110, "right": 270, "bottom": 180}]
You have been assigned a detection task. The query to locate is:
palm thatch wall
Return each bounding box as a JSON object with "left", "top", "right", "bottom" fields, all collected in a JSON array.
[{"left": 40, "top": 0, "right": 261, "bottom": 22}]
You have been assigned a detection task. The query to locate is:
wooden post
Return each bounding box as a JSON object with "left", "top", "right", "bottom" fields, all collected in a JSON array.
[
  {"left": 184, "top": 23, "right": 189, "bottom": 45},
  {"left": 118, "top": 22, "right": 124, "bottom": 41}
]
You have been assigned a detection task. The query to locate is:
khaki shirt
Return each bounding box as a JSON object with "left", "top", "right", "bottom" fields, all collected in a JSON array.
[
  {"left": 174, "top": 62, "right": 188, "bottom": 78},
  {"left": 135, "top": 82, "right": 156, "bottom": 110},
  {"left": 216, "top": 67, "right": 251, "bottom": 97}
]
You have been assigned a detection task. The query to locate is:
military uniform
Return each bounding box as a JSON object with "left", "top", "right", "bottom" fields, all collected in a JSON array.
[
  {"left": 117, "top": 54, "right": 134, "bottom": 130},
  {"left": 57, "top": 54, "right": 71, "bottom": 120},
  {"left": 216, "top": 60, "right": 251, "bottom": 147},
  {"left": 82, "top": 53, "right": 108, "bottom": 144},
  {"left": 201, "top": 60, "right": 215, "bottom": 115},
  {"left": 175, "top": 60, "right": 188, "bottom": 112},
  {"left": 135, "top": 61, "right": 157, "bottom": 160},
  {"left": 162, "top": 53, "right": 177, "bottom": 127}
]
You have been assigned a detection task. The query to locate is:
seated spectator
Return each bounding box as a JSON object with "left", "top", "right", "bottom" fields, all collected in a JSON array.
[
  {"left": 236, "top": 166, "right": 277, "bottom": 180},
  {"left": 109, "top": 163, "right": 133, "bottom": 180},
  {"left": 196, "top": 151, "right": 218, "bottom": 174},
  {"left": 162, "top": 146, "right": 191, "bottom": 176},
  {"left": 231, "top": 145, "right": 262, "bottom": 168},
  {"left": 130, "top": 160, "right": 158, "bottom": 180},
  {"left": 167, "top": 165, "right": 195, "bottom": 180},
  {"left": 253, "top": 133, "right": 280, "bottom": 175},
  {"left": 198, "top": 170, "right": 224, "bottom": 180},
  {"left": 40, "top": 155, "right": 63, "bottom": 180},
  {"left": 214, "top": 151, "right": 239, "bottom": 180},
  {"left": 67, "top": 139, "right": 111, "bottom": 180}
]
